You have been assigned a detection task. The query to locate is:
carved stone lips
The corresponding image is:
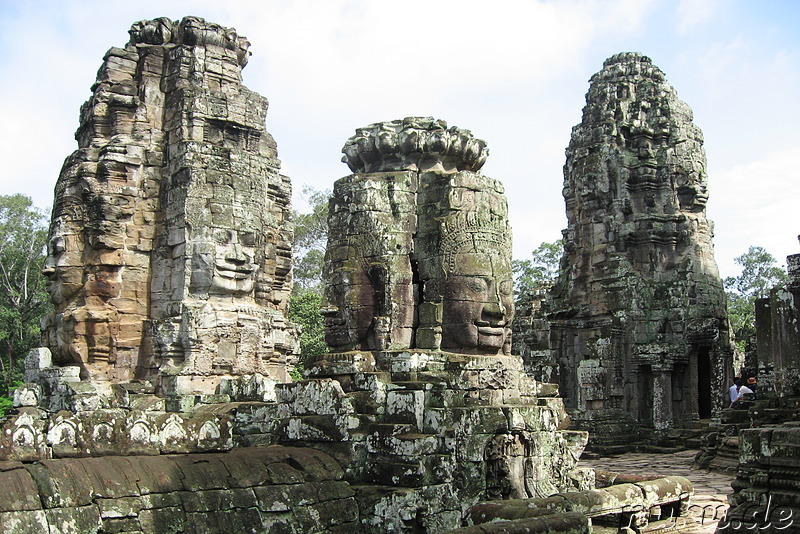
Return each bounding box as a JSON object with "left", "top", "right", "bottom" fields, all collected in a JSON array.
[
  {"left": 216, "top": 265, "right": 255, "bottom": 280},
  {"left": 475, "top": 321, "right": 506, "bottom": 336}
]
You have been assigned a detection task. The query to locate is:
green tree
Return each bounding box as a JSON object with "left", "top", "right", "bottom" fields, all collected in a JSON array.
[
  {"left": 512, "top": 240, "right": 563, "bottom": 301},
  {"left": 292, "top": 186, "right": 329, "bottom": 294},
  {"left": 288, "top": 290, "right": 328, "bottom": 371},
  {"left": 289, "top": 186, "right": 330, "bottom": 375},
  {"left": 724, "top": 246, "right": 789, "bottom": 352},
  {"left": 0, "top": 195, "right": 50, "bottom": 394}
]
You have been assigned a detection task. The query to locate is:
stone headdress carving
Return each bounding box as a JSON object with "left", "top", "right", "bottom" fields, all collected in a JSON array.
[
  {"left": 129, "top": 16, "right": 251, "bottom": 66},
  {"left": 341, "top": 117, "right": 489, "bottom": 174},
  {"left": 440, "top": 210, "right": 512, "bottom": 274}
]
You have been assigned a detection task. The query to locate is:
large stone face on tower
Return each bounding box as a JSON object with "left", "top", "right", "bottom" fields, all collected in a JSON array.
[
  {"left": 41, "top": 17, "right": 296, "bottom": 391},
  {"left": 547, "top": 53, "right": 733, "bottom": 439},
  {"left": 286, "top": 118, "right": 587, "bottom": 531},
  {"left": 324, "top": 117, "right": 514, "bottom": 355}
]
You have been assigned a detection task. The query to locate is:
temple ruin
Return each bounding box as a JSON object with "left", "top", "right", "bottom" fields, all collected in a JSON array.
[
  {"left": 695, "top": 239, "right": 800, "bottom": 529},
  {"left": 0, "top": 17, "right": 726, "bottom": 533},
  {"left": 544, "top": 53, "right": 734, "bottom": 446},
  {"left": 39, "top": 16, "right": 297, "bottom": 395},
  {"left": 289, "top": 117, "right": 588, "bottom": 530}
]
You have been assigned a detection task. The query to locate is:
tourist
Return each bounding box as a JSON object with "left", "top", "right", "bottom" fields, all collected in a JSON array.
[
  {"left": 729, "top": 378, "right": 742, "bottom": 403},
  {"left": 730, "top": 382, "right": 754, "bottom": 408}
]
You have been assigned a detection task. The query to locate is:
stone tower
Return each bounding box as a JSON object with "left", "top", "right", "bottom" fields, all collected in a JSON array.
[
  {"left": 41, "top": 17, "right": 296, "bottom": 392},
  {"left": 548, "top": 53, "right": 733, "bottom": 441},
  {"left": 282, "top": 118, "right": 587, "bottom": 531}
]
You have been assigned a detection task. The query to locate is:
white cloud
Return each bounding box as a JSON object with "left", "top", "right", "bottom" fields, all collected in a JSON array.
[
  {"left": 709, "top": 147, "right": 800, "bottom": 277},
  {"left": 676, "top": 0, "right": 722, "bottom": 33}
]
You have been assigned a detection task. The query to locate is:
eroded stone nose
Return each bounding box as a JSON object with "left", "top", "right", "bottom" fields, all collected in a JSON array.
[
  {"left": 226, "top": 245, "right": 248, "bottom": 264},
  {"left": 482, "top": 302, "right": 505, "bottom": 320},
  {"left": 482, "top": 281, "right": 507, "bottom": 320}
]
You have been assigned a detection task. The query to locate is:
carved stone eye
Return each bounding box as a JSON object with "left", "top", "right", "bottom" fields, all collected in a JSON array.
[
  {"left": 467, "top": 278, "right": 487, "bottom": 293},
  {"left": 239, "top": 232, "right": 256, "bottom": 246},
  {"left": 51, "top": 237, "right": 66, "bottom": 255},
  {"left": 213, "top": 230, "right": 231, "bottom": 244}
]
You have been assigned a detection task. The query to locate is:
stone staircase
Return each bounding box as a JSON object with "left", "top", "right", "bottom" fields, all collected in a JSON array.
[{"left": 272, "top": 350, "right": 590, "bottom": 532}]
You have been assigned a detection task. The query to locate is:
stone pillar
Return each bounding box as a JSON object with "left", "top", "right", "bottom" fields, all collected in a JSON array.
[{"left": 652, "top": 365, "right": 673, "bottom": 431}]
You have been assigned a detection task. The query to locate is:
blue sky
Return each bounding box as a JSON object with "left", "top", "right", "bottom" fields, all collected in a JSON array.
[{"left": 1, "top": 0, "right": 798, "bottom": 277}]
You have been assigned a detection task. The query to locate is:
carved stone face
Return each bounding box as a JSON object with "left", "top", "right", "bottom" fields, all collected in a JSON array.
[
  {"left": 42, "top": 234, "right": 83, "bottom": 305},
  {"left": 321, "top": 261, "right": 378, "bottom": 349},
  {"left": 441, "top": 254, "right": 514, "bottom": 354},
  {"left": 624, "top": 129, "right": 661, "bottom": 181},
  {"left": 190, "top": 228, "right": 260, "bottom": 296}
]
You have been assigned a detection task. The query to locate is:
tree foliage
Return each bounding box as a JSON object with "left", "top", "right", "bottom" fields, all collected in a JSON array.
[
  {"left": 724, "top": 246, "right": 789, "bottom": 352},
  {"left": 288, "top": 289, "right": 328, "bottom": 368},
  {"left": 289, "top": 186, "right": 330, "bottom": 375},
  {"left": 0, "top": 195, "right": 50, "bottom": 394},
  {"left": 512, "top": 240, "right": 563, "bottom": 301},
  {"left": 292, "top": 186, "right": 329, "bottom": 294}
]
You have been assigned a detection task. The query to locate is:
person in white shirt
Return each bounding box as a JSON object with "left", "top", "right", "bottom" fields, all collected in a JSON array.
[
  {"left": 730, "top": 384, "right": 754, "bottom": 408},
  {"left": 729, "top": 379, "right": 742, "bottom": 403}
]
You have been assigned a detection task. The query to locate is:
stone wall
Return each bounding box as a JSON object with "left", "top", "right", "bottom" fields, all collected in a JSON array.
[
  {"left": 753, "top": 244, "right": 800, "bottom": 397},
  {"left": 724, "top": 425, "right": 800, "bottom": 532},
  {"left": 284, "top": 352, "right": 589, "bottom": 532},
  {"left": 545, "top": 53, "right": 733, "bottom": 443},
  {"left": 511, "top": 287, "right": 556, "bottom": 382},
  {"left": 0, "top": 445, "right": 359, "bottom": 534}
]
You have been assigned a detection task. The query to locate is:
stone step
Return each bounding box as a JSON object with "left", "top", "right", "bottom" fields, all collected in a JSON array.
[
  {"left": 584, "top": 443, "right": 639, "bottom": 456},
  {"left": 365, "top": 424, "right": 440, "bottom": 458}
]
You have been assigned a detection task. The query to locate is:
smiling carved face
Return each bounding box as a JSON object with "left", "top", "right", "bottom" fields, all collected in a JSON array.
[
  {"left": 190, "top": 228, "right": 260, "bottom": 296},
  {"left": 42, "top": 234, "right": 84, "bottom": 306},
  {"left": 440, "top": 253, "right": 514, "bottom": 355},
  {"left": 321, "top": 259, "right": 381, "bottom": 350}
]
